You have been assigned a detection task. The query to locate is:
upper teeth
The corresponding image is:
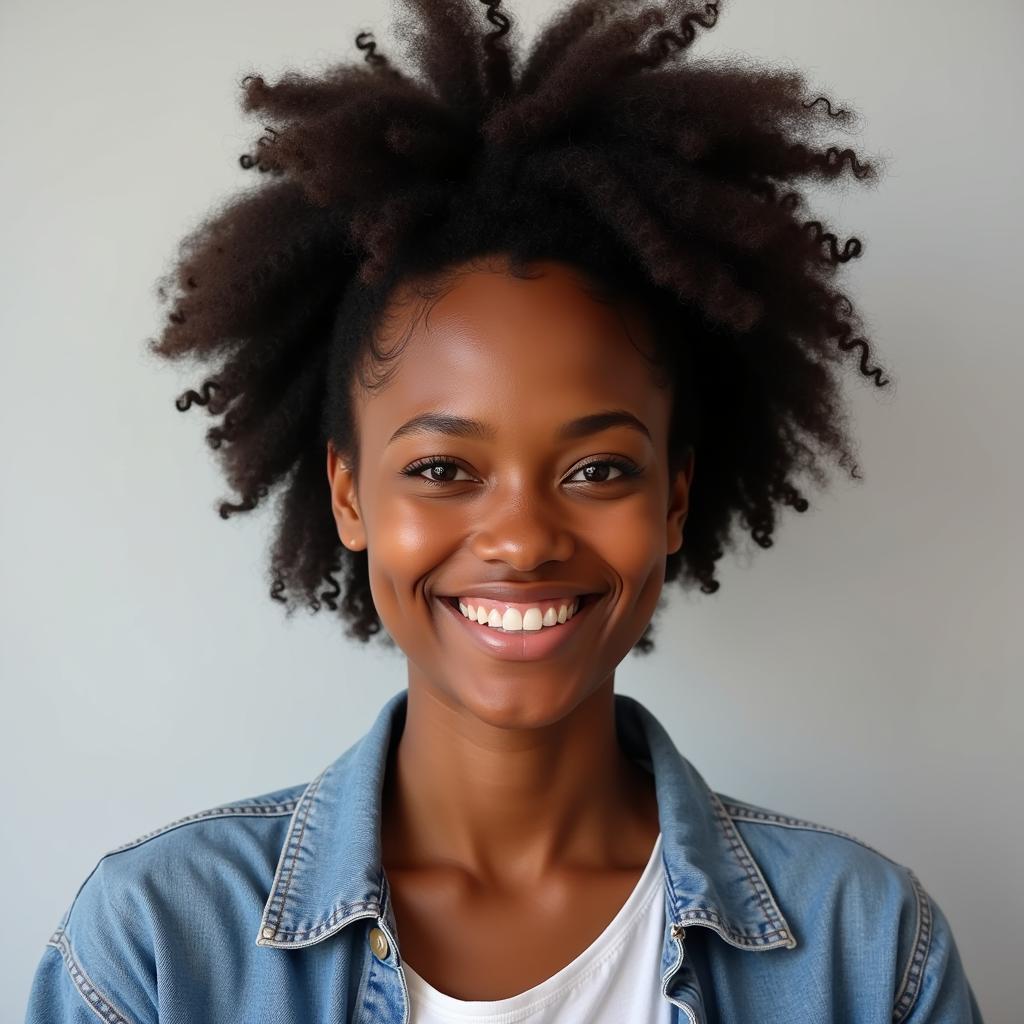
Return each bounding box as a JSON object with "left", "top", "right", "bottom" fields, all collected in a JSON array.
[{"left": 457, "top": 598, "right": 580, "bottom": 631}]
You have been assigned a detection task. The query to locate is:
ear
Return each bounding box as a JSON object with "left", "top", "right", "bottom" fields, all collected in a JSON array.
[
  {"left": 326, "top": 440, "right": 366, "bottom": 551},
  {"left": 666, "top": 447, "right": 695, "bottom": 556}
]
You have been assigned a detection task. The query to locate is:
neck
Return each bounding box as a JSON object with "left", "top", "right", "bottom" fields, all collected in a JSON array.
[{"left": 380, "top": 678, "right": 660, "bottom": 888}]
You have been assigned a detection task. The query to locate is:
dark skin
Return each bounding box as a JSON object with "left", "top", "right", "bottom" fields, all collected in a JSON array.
[{"left": 326, "top": 257, "right": 695, "bottom": 1000}]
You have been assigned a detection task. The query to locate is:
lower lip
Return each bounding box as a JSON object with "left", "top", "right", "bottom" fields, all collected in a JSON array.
[{"left": 437, "top": 595, "right": 601, "bottom": 662}]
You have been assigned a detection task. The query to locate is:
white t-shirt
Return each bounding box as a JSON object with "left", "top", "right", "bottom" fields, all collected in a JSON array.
[{"left": 403, "top": 832, "right": 673, "bottom": 1023}]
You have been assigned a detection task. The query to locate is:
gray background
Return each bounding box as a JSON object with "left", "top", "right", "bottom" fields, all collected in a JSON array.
[{"left": 3, "top": 0, "right": 1020, "bottom": 1020}]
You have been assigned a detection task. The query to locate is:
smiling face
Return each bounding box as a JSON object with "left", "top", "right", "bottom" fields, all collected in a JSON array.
[{"left": 327, "top": 257, "right": 694, "bottom": 730}]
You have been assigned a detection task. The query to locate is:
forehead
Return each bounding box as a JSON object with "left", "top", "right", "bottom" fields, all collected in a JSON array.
[{"left": 357, "top": 261, "right": 665, "bottom": 433}]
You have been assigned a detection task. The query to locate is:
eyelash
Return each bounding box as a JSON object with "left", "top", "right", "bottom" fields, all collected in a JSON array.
[{"left": 401, "top": 455, "right": 644, "bottom": 488}]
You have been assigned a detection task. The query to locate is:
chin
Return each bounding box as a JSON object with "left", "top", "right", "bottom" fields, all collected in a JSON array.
[{"left": 449, "top": 674, "right": 597, "bottom": 731}]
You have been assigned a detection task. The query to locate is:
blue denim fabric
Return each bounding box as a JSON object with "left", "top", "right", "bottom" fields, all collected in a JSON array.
[{"left": 25, "top": 689, "right": 984, "bottom": 1023}]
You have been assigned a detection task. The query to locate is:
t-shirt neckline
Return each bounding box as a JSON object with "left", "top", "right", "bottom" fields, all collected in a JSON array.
[{"left": 401, "top": 831, "right": 665, "bottom": 1021}]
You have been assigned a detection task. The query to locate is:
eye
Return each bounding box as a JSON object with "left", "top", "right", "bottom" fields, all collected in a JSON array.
[
  {"left": 565, "top": 457, "right": 643, "bottom": 485},
  {"left": 401, "top": 457, "right": 473, "bottom": 485},
  {"left": 401, "top": 455, "right": 643, "bottom": 487}
]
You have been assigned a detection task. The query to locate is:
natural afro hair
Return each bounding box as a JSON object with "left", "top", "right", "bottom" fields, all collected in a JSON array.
[{"left": 147, "top": 0, "right": 891, "bottom": 655}]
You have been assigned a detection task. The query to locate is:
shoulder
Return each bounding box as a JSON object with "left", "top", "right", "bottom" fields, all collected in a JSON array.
[
  {"left": 714, "top": 793, "right": 980, "bottom": 1023},
  {"left": 28, "top": 782, "right": 306, "bottom": 1024},
  {"left": 91, "top": 782, "right": 304, "bottom": 873},
  {"left": 716, "top": 791, "right": 927, "bottom": 934},
  {"left": 716, "top": 791, "right": 920, "bottom": 881},
  {"left": 712, "top": 786, "right": 929, "bottom": 925},
  {"left": 63, "top": 781, "right": 304, "bottom": 930}
]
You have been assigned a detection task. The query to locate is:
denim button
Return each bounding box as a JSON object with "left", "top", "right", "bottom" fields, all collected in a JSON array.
[
  {"left": 261, "top": 927, "right": 275, "bottom": 940},
  {"left": 369, "top": 926, "right": 389, "bottom": 960}
]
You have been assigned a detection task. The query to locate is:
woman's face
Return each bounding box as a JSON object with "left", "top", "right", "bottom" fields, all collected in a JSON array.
[{"left": 327, "top": 258, "right": 694, "bottom": 730}]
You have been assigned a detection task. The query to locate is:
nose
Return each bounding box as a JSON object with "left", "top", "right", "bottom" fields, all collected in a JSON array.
[{"left": 467, "top": 490, "right": 576, "bottom": 570}]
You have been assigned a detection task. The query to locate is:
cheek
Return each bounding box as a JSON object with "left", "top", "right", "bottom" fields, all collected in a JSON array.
[
  {"left": 363, "top": 497, "right": 452, "bottom": 608},
  {"left": 586, "top": 495, "right": 671, "bottom": 635},
  {"left": 588, "top": 493, "right": 669, "bottom": 577}
]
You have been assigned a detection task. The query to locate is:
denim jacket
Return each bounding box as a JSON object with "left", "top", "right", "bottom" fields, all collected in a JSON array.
[{"left": 25, "top": 688, "right": 984, "bottom": 1023}]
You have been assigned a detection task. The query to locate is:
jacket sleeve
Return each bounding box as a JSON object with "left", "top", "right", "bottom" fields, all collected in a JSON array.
[
  {"left": 25, "top": 937, "right": 135, "bottom": 1024},
  {"left": 895, "top": 878, "right": 985, "bottom": 1023},
  {"left": 24, "top": 858, "right": 158, "bottom": 1024}
]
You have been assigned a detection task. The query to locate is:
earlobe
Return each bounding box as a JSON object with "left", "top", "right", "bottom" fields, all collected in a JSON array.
[
  {"left": 326, "top": 442, "right": 366, "bottom": 551},
  {"left": 667, "top": 513, "right": 687, "bottom": 556},
  {"left": 666, "top": 449, "right": 695, "bottom": 556}
]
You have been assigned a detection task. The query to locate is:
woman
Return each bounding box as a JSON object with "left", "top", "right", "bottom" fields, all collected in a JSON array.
[{"left": 26, "top": 1, "right": 983, "bottom": 1021}]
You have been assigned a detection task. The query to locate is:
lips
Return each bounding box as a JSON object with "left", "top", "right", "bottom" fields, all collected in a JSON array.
[
  {"left": 441, "top": 593, "right": 599, "bottom": 612},
  {"left": 435, "top": 591, "right": 603, "bottom": 661},
  {"left": 437, "top": 583, "right": 599, "bottom": 606}
]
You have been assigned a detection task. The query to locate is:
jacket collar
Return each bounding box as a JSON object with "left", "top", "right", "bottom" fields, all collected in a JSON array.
[{"left": 255, "top": 688, "right": 796, "bottom": 952}]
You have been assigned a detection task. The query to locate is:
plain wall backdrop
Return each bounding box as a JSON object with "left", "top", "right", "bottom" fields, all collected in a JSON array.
[{"left": 3, "top": 0, "right": 1020, "bottom": 1020}]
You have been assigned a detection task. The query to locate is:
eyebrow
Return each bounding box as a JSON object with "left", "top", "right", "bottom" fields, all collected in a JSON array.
[{"left": 387, "top": 409, "right": 653, "bottom": 447}]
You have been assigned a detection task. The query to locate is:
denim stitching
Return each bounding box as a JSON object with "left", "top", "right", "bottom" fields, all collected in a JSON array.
[
  {"left": 720, "top": 800, "right": 905, "bottom": 868},
  {"left": 106, "top": 802, "right": 299, "bottom": 856},
  {"left": 46, "top": 929, "right": 137, "bottom": 1024},
  {"left": 708, "top": 792, "right": 794, "bottom": 941},
  {"left": 722, "top": 799, "right": 936, "bottom": 974},
  {"left": 676, "top": 913, "right": 794, "bottom": 949},
  {"left": 264, "top": 901, "right": 382, "bottom": 941},
  {"left": 262, "top": 768, "right": 329, "bottom": 931},
  {"left": 892, "top": 871, "right": 933, "bottom": 1023},
  {"left": 660, "top": 809, "right": 793, "bottom": 950}
]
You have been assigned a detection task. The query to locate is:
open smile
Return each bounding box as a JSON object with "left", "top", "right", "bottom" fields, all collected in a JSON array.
[{"left": 436, "top": 592, "right": 603, "bottom": 662}]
